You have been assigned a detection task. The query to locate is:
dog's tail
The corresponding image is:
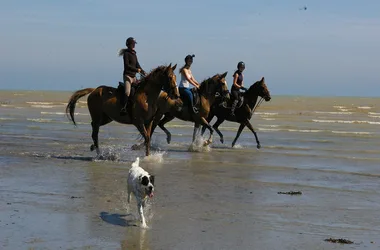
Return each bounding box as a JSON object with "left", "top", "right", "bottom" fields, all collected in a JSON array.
[{"left": 131, "top": 157, "right": 140, "bottom": 168}]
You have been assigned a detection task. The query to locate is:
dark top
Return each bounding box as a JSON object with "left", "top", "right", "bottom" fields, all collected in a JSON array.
[
  {"left": 123, "top": 48, "right": 141, "bottom": 77},
  {"left": 231, "top": 70, "right": 243, "bottom": 91}
]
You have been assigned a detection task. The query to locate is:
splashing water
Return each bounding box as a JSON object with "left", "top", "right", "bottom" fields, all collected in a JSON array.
[
  {"left": 188, "top": 135, "right": 211, "bottom": 152},
  {"left": 142, "top": 151, "right": 166, "bottom": 163},
  {"left": 232, "top": 144, "right": 243, "bottom": 149},
  {"left": 94, "top": 146, "right": 121, "bottom": 162}
]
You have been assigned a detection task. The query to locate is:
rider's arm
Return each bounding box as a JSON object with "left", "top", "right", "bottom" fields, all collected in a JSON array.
[
  {"left": 183, "top": 69, "right": 200, "bottom": 88},
  {"left": 233, "top": 73, "right": 241, "bottom": 89},
  {"left": 136, "top": 58, "right": 145, "bottom": 74}
]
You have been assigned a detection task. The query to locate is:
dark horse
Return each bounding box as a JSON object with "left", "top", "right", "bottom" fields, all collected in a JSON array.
[
  {"left": 151, "top": 72, "right": 230, "bottom": 146},
  {"left": 201, "top": 77, "right": 271, "bottom": 148},
  {"left": 65, "top": 64, "right": 181, "bottom": 156}
]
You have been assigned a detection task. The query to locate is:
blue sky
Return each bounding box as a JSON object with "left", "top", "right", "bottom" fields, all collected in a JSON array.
[{"left": 0, "top": 0, "right": 379, "bottom": 96}]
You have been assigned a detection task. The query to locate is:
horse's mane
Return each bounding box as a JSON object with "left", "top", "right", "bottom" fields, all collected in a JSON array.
[
  {"left": 199, "top": 74, "right": 219, "bottom": 93},
  {"left": 138, "top": 65, "right": 169, "bottom": 89},
  {"left": 244, "top": 79, "right": 262, "bottom": 98}
]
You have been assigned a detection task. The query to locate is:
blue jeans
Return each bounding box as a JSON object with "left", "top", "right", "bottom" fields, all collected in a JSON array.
[{"left": 179, "top": 87, "right": 194, "bottom": 107}]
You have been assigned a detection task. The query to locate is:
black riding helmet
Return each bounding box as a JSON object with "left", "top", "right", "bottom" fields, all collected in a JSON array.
[
  {"left": 237, "top": 61, "right": 245, "bottom": 69},
  {"left": 185, "top": 54, "right": 195, "bottom": 62},
  {"left": 126, "top": 37, "right": 137, "bottom": 46}
]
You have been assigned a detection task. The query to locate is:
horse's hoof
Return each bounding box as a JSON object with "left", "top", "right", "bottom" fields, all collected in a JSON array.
[
  {"left": 220, "top": 138, "right": 224, "bottom": 144},
  {"left": 90, "top": 145, "right": 95, "bottom": 151},
  {"left": 257, "top": 144, "right": 261, "bottom": 149},
  {"left": 166, "top": 135, "right": 171, "bottom": 144},
  {"left": 203, "top": 140, "right": 212, "bottom": 146}
]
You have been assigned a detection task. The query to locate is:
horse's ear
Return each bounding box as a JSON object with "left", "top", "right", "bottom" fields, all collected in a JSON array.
[
  {"left": 172, "top": 64, "right": 177, "bottom": 71},
  {"left": 166, "top": 63, "right": 172, "bottom": 71},
  {"left": 261, "top": 77, "right": 265, "bottom": 82},
  {"left": 220, "top": 72, "right": 228, "bottom": 79}
]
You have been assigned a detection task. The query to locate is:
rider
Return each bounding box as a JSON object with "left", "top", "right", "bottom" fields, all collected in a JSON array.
[
  {"left": 120, "top": 37, "right": 146, "bottom": 116},
  {"left": 179, "top": 54, "right": 200, "bottom": 114},
  {"left": 230, "top": 61, "right": 246, "bottom": 116}
]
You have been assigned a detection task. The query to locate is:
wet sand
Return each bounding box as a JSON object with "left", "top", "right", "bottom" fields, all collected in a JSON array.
[
  {"left": 2, "top": 92, "right": 380, "bottom": 249},
  {"left": 1, "top": 152, "right": 379, "bottom": 250}
]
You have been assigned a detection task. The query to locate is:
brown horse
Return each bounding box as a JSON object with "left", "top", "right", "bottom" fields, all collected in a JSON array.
[
  {"left": 151, "top": 72, "right": 230, "bottom": 146},
  {"left": 65, "top": 64, "right": 180, "bottom": 156},
  {"left": 201, "top": 77, "right": 271, "bottom": 148}
]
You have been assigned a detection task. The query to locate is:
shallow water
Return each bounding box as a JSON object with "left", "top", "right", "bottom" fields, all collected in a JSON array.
[{"left": 1, "top": 90, "right": 380, "bottom": 249}]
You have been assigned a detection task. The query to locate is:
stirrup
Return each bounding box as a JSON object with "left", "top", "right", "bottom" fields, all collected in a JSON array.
[
  {"left": 192, "top": 106, "right": 199, "bottom": 114},
  {"left": 120, "top": 107, "right": 128, "bottom": 116}
]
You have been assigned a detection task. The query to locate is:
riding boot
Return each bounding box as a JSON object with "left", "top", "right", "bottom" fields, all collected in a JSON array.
[
  {"left": 120, "top": 95, "right": 129, "bottom": 116},
  {"left": 230, "top": 100, "right": 238, "bottom": 116}
]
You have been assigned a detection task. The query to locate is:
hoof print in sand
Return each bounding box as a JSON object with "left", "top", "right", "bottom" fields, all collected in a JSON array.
[
  {"left": 277, "top": 191, "right": 302, "bottom": 195},
  {"left": 324, "top": 238, "right": 354, "bottom": 244}
]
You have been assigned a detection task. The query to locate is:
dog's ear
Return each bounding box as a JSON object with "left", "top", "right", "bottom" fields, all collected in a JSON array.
[
  {"left": 140, "top": 176, "right": 149, "bottom": 186},
  {"left": 149, "top": 175, "right": 155, "bottom": 185}
]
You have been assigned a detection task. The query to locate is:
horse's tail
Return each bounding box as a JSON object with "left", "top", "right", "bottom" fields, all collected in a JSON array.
[{"left": 66, "top": 88, "right": 95, "bottom": 126}]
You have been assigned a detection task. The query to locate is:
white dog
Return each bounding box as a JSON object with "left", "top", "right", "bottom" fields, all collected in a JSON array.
[{"left": 127, "top": 157, "right": 155, "bottom": 228}]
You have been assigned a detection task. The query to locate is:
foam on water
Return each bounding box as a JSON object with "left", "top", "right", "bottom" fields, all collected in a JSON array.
[
  {"left": 26, "top": 102, "right": 55, "bottom": 105},
  {"left": 31, "top": 105, "right": 56, "bottom": 108},
  {"left": 357, "top": 106, "right": 372, "bottom": 109},
  {"left": 315, "top": 111, "right": 353, "bottom": 115},
  {"left": 27, "top": 118, "right": 54, "bottom": 123},
  {"left": 331, "top": 131, "right": 373, "bottom": 135},
  {"left": 313, "top": 119, "right": 380, "bottom": 125},
  {"left": 255, "top": 112, "right": 278, "bottom": 116},
  {"left": 41, "top": 111, "right": 89, "bottom": 116}
]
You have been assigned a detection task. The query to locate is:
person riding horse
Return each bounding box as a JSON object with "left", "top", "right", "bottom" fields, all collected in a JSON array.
[
  {"left": 179, "top": 54, "right": 200, "bottom": 114},
  {"left": 230, "top": 61, "right": 247, "bottom": 116},
  {"left": 119, "top": 37, "right": 147, "bottom": 116}
]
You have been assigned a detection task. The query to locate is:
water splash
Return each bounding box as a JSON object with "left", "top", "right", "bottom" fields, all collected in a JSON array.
[
  {"left": 232, "top": 144, "right": 243, "bottom": 149},
  {"left": 94, "top": 146, "right": 121, "bottom": 161},
  {"left": 188, "top": 135, "right": 211, "bottom": 152},
  {"left": 142, "top": 151, "right": 166, "bottom": 163}
]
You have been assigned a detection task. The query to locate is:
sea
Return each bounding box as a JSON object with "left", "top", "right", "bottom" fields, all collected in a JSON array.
[{"left": 1, "top": 90, "right": 380, "bottom": 250}]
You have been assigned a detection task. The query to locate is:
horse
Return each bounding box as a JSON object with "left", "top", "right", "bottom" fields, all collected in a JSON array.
[
  {"left": 65, "top": 64, "right": 180, "bottom": 156},
  {"left": 151, "top": 72, "right": 230, "bottom": 146},
  {"left": 201, "top": 77, "right": 271, "bottom": 148}
]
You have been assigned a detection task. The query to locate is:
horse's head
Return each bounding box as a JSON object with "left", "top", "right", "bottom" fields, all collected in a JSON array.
[
  {"left": 200, "top": 72, "right": 230, "bottom": 100},
  {"left": 246, "top": 77, "right": 271, "bottom": 102},
  {"left": 161, "top": 63, "right": 180, "bottom": 99}
]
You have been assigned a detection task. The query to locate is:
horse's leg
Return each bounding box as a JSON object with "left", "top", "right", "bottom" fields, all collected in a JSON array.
[
  {"left": 192, "top": 123, "right": 201, "bottom": 143},
  {"left": 199, "top": 117, "right": 214, "bottom": 146},
  {"left": 135, "top": 122, "right": 150, "bottom": 156},
  {"left": 158, "top": 114, "right": 175, "bottom": 144},
  {"left": 90, "top": 114, "right": 112, "bottom": 155},
  {"left": 90, "top": 121, "right": 101, "bottom": 155},
  {"left": 211, "top": 117, "right": 225, "bottom": 144},
  {"left": 245, "top": 120, "right": 261, "bottom": 149},
  {"left": 201, "top": 114, "right": 214, "bottom": 136},
  {"left": 232, "top": 123, "right": 245, "bottom": 148}
]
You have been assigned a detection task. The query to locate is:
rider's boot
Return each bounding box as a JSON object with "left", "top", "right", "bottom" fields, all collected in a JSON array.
[
  {"left": 120, "top": 95, "right": 129, "bottom": 116},
  {"left": 230, "top": 100, "right": 238, "bottom": 116}
]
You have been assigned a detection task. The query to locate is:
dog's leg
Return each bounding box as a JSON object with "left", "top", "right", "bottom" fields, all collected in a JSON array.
[
  {"left": 137, "top": 200, "right": 148, "bottom": 228},
  {"left": 127, "top": 182, "right": 132, "bottom": 203}
]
